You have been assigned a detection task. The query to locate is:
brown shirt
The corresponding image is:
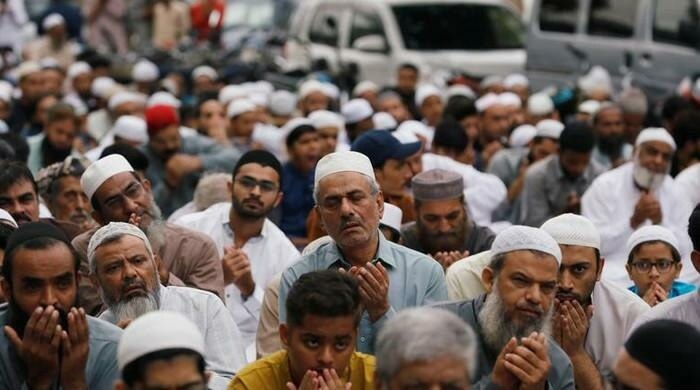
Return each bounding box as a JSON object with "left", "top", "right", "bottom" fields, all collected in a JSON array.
[{"left": 72, "top": 222, "right": 225, "bottom": 315}]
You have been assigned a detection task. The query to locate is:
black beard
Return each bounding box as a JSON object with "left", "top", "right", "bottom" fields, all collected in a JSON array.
[
  {"left": 7, "top": 300, "right": 69, "bottom": 338},
  {"left": 232, "top": 196, "right": 270, "bottom": 219},
  {"left": 597, "top": 134, "right": 625, "bottom": 158},
  {"left": 41, "top": 137, "right": 71, "bottom": 166}
]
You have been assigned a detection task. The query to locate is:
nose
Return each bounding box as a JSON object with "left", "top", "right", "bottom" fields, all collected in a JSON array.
[
  {"left": 559, "top": 270, "right": 574, "bottom": 291},
  {"left": 649, "top": 265, "right": 661, "bottom": 279},
  {"left": 75, "top": 194, "right": 87, "bottom": 210},
  {"left": 339, "top": 197, "right": 354, "bottom": 216},
  {"left": 123, "top": 195, "right": 139, "bottom": 215},
  {"left": 317, "top": 345, "right": 334, "bottom": 367},
  {"left": 40, "top": 286, "right": 58, "bottom": 307},
  {"left": 525, "top": 284, "right": 543, "bottom": 305},
  {"left": 437, "top": 217, "right": 451, "bottom": 233}
]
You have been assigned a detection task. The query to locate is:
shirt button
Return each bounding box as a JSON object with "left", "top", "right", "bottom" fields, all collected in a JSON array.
[{"left": 360, "top": 337, "right": 366, "bottom": 343}]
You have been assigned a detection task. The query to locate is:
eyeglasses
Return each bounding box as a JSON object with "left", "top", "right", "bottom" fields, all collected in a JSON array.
[
  {"left": 235, "top": 177, "right": 278, "bottom": 193},
  {"left": 630, "top": 259, "right": 676, "bottom": 273}
]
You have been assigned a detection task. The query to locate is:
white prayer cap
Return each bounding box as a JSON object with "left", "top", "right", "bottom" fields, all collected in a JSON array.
[
  {"left": 578, "top": 65, "right": 612, "bottom": 96},
  {"left": 108, "top": 91, "right": 146, "bottom": 111},
  {"left": 635, "top": 127, "right": 676, "bottom": 151},
  {"left": 415, "top": 84, "right": 442, "bottom": 107},
  {"left": 252, "top": 80, "right": 274, "bottom": 95},
  {"left": 475, "top": 93, "right": 501, "bottom": 113},
  {"left": 314, "top": 151, "right": 376, "bottom": 187},
  {"left": 0, "top": 209, "right": 18, "bottom": 228},
  {"left": 490, "top": 225, "right": 562, "bottom": 264},
  {"left": 499, "top": 92, "right": 522, "bottom": 108},
  {"left": 380, "top": 203, "right": 403, "bottom": 233},
  {"left": 342, "top": 98, "right": 373, "bottom": 124},
  {"left": 132, "top": 59, "right": 159, "bottom": 83},
  {"left": 373, "top": 112, "right": 397, "bottom": 130},
  {"left": 509, "top": 124, "right": 536, "bottom": 147},
  {"left": 67, "top": 62, "right": 92, "bottom": 81},
  {"left": 91, "top": 76, "right": 116, "bottom": 99},
  {"left": 309, "top": 110, "right": 344, "bottom": 129},
  {"left": 268, "top": 90, "right": 297, "bottom": 116},
  {"left": 81, "top": 154, "right": 134, "bottom": 201},
  {"left": 14, "top": 61, "right": 41, "bottom": 80},
  {"left": 249, "top": 92, "right": 268, "bottom": 108},
  {"left": 527, "top": 93, "right": 554, "bottom": 116},
  {"left": 446, "top": 84, "right": 476, "bottom": 100},
  {"left": 219, "top": 84, "right": 248, "bottom": 105},
  {"left": 322, "top": 83, "right": 340, "bottom": 100},
  {"left": 480, "top": 75, "right": 503, "bottom": 89},
  {"left": 0, "top": 120, "right": 8, "bottom": 135},
  {"left": 541, "top": 213, "right": 600, "bottom": 250},
  {"left": 227, "top": 98, "right": 256, "bottom": 118},
  {"left": 88, "top": 222, "right": 153, "bottom": 269},
  {"left": 62, "top": 95, "right": 88, "bottom": 116},
  {"left": 0, "top": 81, "right": 12, "bottom": 103},
  {"left": 43, "top": 13, "right": 65, "bottom": 30},
  {"left": 147, "top": 91, "right": 181, "bottom": 109},
  {"left": 394, "top": 120, "right": 428, "bottom": 143},
  {"left": 117, "top": 311, "right": 204, "bottom": 371},
  {"left": 626, "top": 225, "right": 680, "bottom": 258},
  {"left": 578, "top": 100, "right": 601, "bottom": 116},
  {"left": 281, "top": 117, "right": 313, "bottom": 136},
  {"left": 504, "top": 73, "right": 529, "bottom": 88},
  {"left": 353, "top": 80, "right": 379, "bottom": 97},
  {"left": 112, "top": 115, "right": 148, "bottom": 144},
  {"left": 191, "top": 65, "right": 218, "bottom": 81},
  {"left": 298, "top": 79, "right": 326, "bottom": 99},
  {"left": 535, "top": 119, "right": 564, "bottom": 140}
]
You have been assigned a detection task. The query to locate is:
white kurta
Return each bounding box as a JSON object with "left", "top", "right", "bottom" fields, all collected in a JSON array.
[
  {"left": 174, "top": 202, "right": 300, "bottom": 349},
  {"left": 581, "top": 162, "right": 695, "bottom": 286},
  {"left": 630, "top": 289, "right": 700, "bottom": 335},
  {"left": 675, "top": 163, "right": 700, "bottom": 220}
]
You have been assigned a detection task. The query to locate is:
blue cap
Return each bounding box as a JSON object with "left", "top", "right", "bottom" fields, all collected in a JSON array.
[{"left": 351, "top": 130, "right": 422, "bottom": 168}]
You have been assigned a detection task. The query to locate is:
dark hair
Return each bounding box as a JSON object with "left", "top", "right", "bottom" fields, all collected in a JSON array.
[
  {"left": 286, "top": 124, "right": 317, "bottom": 149},
  {"left": 46, "top": 102, "right": 77, "bottom": 125},
  {"left": 661, "top": 96, "right": 693, "bottom": 123},
  {"left": 2, "top": 237, "right": 79, "bottom": 283},
  {"left": 592, "top": 104, "right": 622, "bottom": 125},
  {"left": 195, "top": 91, "right": 220, "bottom": 117},
  {"left": 100, "top": 143, "right": 150, "bottom": 172},
  {"left": 671, "top": 110, "right": 700, "bottom": 148},
  {"left": 688, "top": 204, "right": 700, "bottom": 250},
  {"left": 559, "top": 121, "right": 596, "bottom": 153},
  {"left": 0, "top": 223, "right": 15, "bottom": 250},
  {"left": 398, "top": 63, "right": 418, "bottom": 74},
  {"left": 0, "top": 133, "right": 29, "bottom": 163},
  {"left": 286, "top": 270, "right": 361, "bottom": 327},
  {"left": 232, "top": 150, "right": 283, "bottom": 183},
  {"left": 627, "top": 240, "right": 681, "bottom": 265},
  {"left": 121, "top": 348, "right": 206, "bottom": 387},
  {"left": 0, "top": 160, "right": 37, "bottom": 196},
  {"left": 443, "top": 96, "right": 476, "bottom": 122},
  {"left": 0, "top": 139, "right": 16, "bottom": 160},
  {"left": 433, "top": 118, "right": 468, "bottom": 153}
]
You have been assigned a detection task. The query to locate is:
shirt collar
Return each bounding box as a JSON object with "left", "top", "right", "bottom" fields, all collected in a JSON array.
[
  {"left": 223, "top": 217, "right": 269, "bottom": 240},
  {"left": 319, "top": 231, "right": 397, "bottom": 269}
]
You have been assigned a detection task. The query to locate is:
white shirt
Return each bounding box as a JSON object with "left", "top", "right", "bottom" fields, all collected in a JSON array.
[
  {"left": 631, "top": 289, "right": 700, "bottom": 335},
  {"left": 582, "top": 162, "right": 694, "bottom": 286},
  {"left": 445, "top": 250, "right": 491, "bottom": 301},
  {"left": 421, "top": 153, "right": 507, "bottom": 227},
  {"left": 675, "top": 163, "right": 700, "bottom": 219},
  {"left": 174, "top": 202, "right": 300, "bottom": 348},
  {"left": 99, "top": 285, "right": 246, "bottom": 390}
]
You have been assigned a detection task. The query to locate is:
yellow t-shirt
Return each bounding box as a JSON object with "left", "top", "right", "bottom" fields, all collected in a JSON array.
[{"left": 229, "top": 350, "right": 376, "bottom": 389}]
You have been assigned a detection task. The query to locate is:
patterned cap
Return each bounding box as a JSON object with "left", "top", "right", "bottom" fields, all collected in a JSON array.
[
  {"left": 36, "top": 156, "right": 90, "bottom": 201},
  {"left": 412, "top": 169, "right": 463, "bottom": 201}
]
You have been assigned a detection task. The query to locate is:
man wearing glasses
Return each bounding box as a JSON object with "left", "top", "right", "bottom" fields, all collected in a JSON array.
[{"left": 625, "top": 225, "right": 696, "bottom": 307}]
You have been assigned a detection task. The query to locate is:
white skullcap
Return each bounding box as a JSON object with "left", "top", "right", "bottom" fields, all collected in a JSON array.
[
  {"left": 0, "top": 81, "right": 12, "bottom": 103},
  {"left": 475, "top": 93, "right": 501, "bottom": 113},
  {"left": 314, "top": 151, "right": 376, "bottom": 187},
  {"left": 39, "top": 58, "right": 60, "bottom": 70},
  {"left": 108, "top": 91, "right": 146, "bottom": 111},
  {"left": 342, "top": 98, "right": 373, "bottom": 124},
  {"left": 191, "top": 65, "right": 218, "bottom": 81},
  {"left": 578, "top": 65, "right": 612, "bottom": 96},
  {"left": 0, "top": 120, "right": 8, "bottom": 135},
  {"left": 0, "top": 208, "right": 17, "bottom": 228},
  {"left": 81, "top": 154, "right": 134, "bottom": 200},
  {"left": 353, "top": 80, "right": 379, "bottom": 97},
  {"left": 67, "top": 62, "right": 91, "bottom": 81},
  {"left": 14, "top": 61, "right": 41, "bottom": 80},
  {"left": 88, "top": 222, "right": 153, "bottom": 269},
  {"left": 480, "top": 75, "right": 503, "bottom": 89},
  {"left": 268, "top": 90, "right": 297, "bottom": 116},
  {"left": 578, "top": 99, "right": 601, "bottom": 116},
  {"left": 112, "top": 115, "right": 148, "bottom": 144},
  {"left": 635, "top": 127, "right": 676, "bottom": 151},
  {"left": 527, "top": 93, "right": 554, "bottom": 116},
  {"left": 132, "top": 59, "right": 159, "bottom": 83},
  {"left": 91, "top": 77, "right": 116, "bottom": 99},
  {"left": 322, "top": 83, "right": 340, "bottom": 100},
  {"left": 491, "top": 225, "right": 562, "bottom": 264},
  {"left": 535, "top": 119, "right": 564, "bottom": 140},
  {"left": 373, "top": 112, "right": 397, "bottom": 130},
  {"left": 147, "top": 91, "right": 181, "bottom": 109},
  {"left": 499, "top": 92, "right": 522, "bottom": 108},
  {"left": 43, "top": 13, "right": 65, "bottom": 30},
  {"left": 298, "top": 79, "right": 326, "bottom": 99},
  {"left": 62, "top": 95, "right": 88, "bottom": 116},
  {"left": 504, "top": 73, "right": 529, "bottom": 88},
  {"left": 117, "top": 311, "right": 204, "bottom": 371},
  {"left": 509, "top": 124, "right": 537, "bottom": 147},
  {"left": 227, "top": 98, "right": 256, "bottom": 118},
  {"left": 415, "top": 84, "right": 442, "bottom": 107},
  {"left": 394, "top": 120, "right": 429, "bottom": 143},
  {"left": 219, "top": 84, "right": 247, "bottom": 105},
  {"left": 626, "top": 225, "right": 680, "bottom": 257},
  {"left": 446, "top": 84, "right": 476, "bottom": 100},
  {"left": 541, "top": 213, "right": 600, "bottom": 250},
  {"left": 280, "top": 117, "right": 313, "bottom": 137},
  {"left": 309, "top": 110, "right": 344, "bottom": 129},
  {"left": 249, "top": 92, "right": 268, "bottom": 108},
  {"left": 380, "top": 203, "right": 403, "bottom": 233},
  {"left": 252, "top": 80, "right": 274, "bottom": 95}
]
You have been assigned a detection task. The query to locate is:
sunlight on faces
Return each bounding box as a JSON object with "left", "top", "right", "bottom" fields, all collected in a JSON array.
[
  {"left": 415, "top": 197, "right": 467, "bottom": 254},
  {"left": 557, "top": 245, "right": 601, "bottom": 304},
  {"left": 230, "top": 163, "right": 282, "bottom": 219},
  {"left": 626, "top": 242, "right": 681, "bottom": 296},
  {"left": 0, "top": 179, "right": 40, "bottom": 224},
  {"left": 384, "top": 356, "right": 471, "bottom": 390}
]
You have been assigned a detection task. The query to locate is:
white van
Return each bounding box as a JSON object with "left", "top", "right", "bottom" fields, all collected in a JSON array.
[{"left": 284, "top": 0, "right": 526, "bottom": 86}]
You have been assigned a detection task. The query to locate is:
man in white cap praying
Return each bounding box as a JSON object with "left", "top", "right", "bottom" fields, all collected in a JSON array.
[
  {"left": 435, "top": 225, "right": 574, "bottom": 389},
  {"left": 277, "top": 151, "right": 448, "bottom": 354},
  {"left": 582, "top": 127, "right": 693, "bottom": 286},
  {"left": 88, "top": 222, "right": 245, "bottom": 389},
  {"left": 591, "top": 104, "right": 632, "bottom": 169}
]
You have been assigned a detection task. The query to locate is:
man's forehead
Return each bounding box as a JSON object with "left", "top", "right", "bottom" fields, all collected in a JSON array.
[
  {"left": 2, "top": 179, "right": 36, "bottom": 195},
  {"left": 14, "top": 245, "right": 74, "bottom": 275},
  {"left": 559, "top": 244, "right": 598, "bottom": 265},
  {"left": 236, "top": 163, "right": 280, "bottom": 183},
  {"left": 94, "top": 235, "right": 151, "bottom": 262},
  {"left": 502, "top": 251, "right": 559, "bottom": 277}
]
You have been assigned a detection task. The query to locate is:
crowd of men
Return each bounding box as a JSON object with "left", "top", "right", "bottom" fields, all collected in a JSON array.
[{"left": 0, "top": 2, "right": 700, "bottom": 389}]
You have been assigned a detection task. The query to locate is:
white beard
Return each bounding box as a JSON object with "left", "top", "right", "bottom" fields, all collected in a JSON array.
[{"left": 632, "top": 163, "right": 666, "bottom": 192}]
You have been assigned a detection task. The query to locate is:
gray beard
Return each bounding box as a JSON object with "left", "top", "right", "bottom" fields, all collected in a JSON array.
[
  {"left": 478, "top": 282, "right": 553, "bottom": 353},
  {"left": 144, "top": 203, "right": 167, "bottom": 253},
  {"left": 104, "top": 282, "right": 161, "bottom": 324}
]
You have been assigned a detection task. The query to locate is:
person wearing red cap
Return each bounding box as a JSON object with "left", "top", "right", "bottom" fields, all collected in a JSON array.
[{"left": 142, "top": 104, "right": 241, "bottom": 217}]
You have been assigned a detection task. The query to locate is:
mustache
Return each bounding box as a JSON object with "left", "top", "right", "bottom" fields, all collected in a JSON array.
[
  {"left": 121, "top": 278, "right": 147, "bottom": 295},
  {"left": 516, "top": 302, "right": 545, "bottom": 316},
  {"left": 12, "top": 212, "right": 32, "bottom": 223},
  {"left": 340, "top": 216, "right": 362, "bottom": 229}
]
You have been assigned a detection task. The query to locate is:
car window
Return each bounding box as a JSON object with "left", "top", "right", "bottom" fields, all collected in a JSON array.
[
  {"left": 392, "top": 4, "right": 523, "bottom": 50},
  {"left": 586, "top": 0, "right": 638, "bottom": 38},
  {"left": 653, "top": 0, "right": 700, "bottom": 49},
  {"left": 350, "top": 9, "right": 386, "bottom": 47},
  {"left": 309, "top": 6, "right": 341, "bottom": 46},
  {"left": 539, "top": 0, "right": 580, "bottom": 33}
]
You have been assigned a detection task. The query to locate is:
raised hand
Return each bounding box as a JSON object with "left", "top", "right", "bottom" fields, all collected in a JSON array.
[
  {"left": 222, "top": 246, "right": 255, "bottom": 297},
  {"left": 59, "top": 308, "right": 89, "bottom": 390}
]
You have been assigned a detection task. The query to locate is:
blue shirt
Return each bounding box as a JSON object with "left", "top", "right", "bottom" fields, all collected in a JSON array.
[
  {"left": 629, "top": 281, "right": 697, "bottom": 299},
  {"left": 278, "top": 233, "right": 448, "bottom": 353},
  {"left": 280, "top": 162, "right": 315, "bottom": 237}
]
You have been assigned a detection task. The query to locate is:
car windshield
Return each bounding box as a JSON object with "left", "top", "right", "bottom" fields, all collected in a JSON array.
[
  {"left": 224, "top": 0, "right": 275, "bottom": 29},
  {"left": 392, "top": 3, "right": 524, "bottom": 50}
]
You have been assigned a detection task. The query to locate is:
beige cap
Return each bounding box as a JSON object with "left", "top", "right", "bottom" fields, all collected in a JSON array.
[
  {"left": 314, "top": 151, "right": 375, "bottom": 188},
  {"left": 412, "top": 169, "right": 463, "bottom": 201},
  {"left": 80, "top": 154, "right": 134, "bottom": 200}
]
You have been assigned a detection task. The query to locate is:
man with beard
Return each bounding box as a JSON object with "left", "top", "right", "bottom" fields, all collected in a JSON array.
[
  {"left": 142, "top": 104, "right": 240, "bottom": 217},
  {"left": 36, "top": 156, "right": 99, "bottom": 233},
  {"left": 540, "top": 214, "right": 648, "bottom": 388},
  {"left": 175, "top": 150, "right": 299, "bottom": 349},
  {"left": 401, "top": 169, "right": 495, "bottom": 270},
  {"left": 435, "top": 225, "right": 574, "bottom": 389},
  {"left": 87, "top": 222, "right": 244, "bottom": 389},
  {"left": 591, "top": 105, "right": 633, "bottom": 169},
  {"left": 0, "top": 222, "right": 121, "bottom": 389},
  {"left": 7, "top": 62, "right": 44, "bottom": 133},
  {"left": 72, "top": 154, "right": 225, "bottom": 315},
  {"left": 582, "top": 128, "right": 693, "bottom": 287},
  {"left": 26, "top": 102, "right": 80, "bottom": 175}
]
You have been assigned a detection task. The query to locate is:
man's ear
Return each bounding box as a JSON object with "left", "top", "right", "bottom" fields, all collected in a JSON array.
[
  {"left": 691, "top": 250, "right": 700, "bottom": 274},
  {"left": 481, "top": 267, "right": 495, "bottom": 293},
  {"left": 91, "top": 209, "right": 104, "bottom": 226},
  {"left": 279, "top": 323, "right": 290, "bottom": 349},
  {"left": 227, "top": 180, "right": 233, "bottom": 197},
  {"left": 596, "top": 256, "right": 605, "bottom": 281},
  {"left": 376, "top": 189, "right": 384, "bottom": 216},
  {"left": 0, "top": 278, "right": 11, "bottom": 303},
  {"left": 141, "top": 177, "right": 152, "bottom": 194},
  {"left": 273, "top": 191, "right": 284, "bottom": 209}
]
